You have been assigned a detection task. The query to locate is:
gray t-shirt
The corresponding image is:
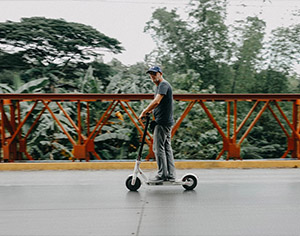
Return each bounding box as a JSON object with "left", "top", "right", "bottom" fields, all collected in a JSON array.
[{"left": 153, "top": 80, "right": 174, "bottom": 126}]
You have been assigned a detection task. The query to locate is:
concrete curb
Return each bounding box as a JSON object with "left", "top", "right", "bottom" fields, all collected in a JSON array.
[{"left": 0, "top": 160, "right": 299, "bottom": 171}]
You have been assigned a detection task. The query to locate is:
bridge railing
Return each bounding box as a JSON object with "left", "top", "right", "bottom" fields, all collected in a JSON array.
[{"left": 0, "top": 94, "right": 299, "bottom": 162}]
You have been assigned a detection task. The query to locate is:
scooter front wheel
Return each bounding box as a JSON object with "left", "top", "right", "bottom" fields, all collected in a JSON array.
[
  {"left": 182, "top": 174, "right": 197, "bottom": 191},
  {"left": 126, "top": 175, "right": 141, "bottom": 191}
]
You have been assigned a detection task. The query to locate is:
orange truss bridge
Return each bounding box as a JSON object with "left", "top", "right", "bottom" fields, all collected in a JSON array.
[{"left": 0, "top": 94, "right": 299, "bottom": 162}]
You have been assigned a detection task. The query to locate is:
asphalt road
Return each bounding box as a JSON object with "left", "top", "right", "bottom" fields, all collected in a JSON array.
[{"left": 0, "top": 168, "right": 299, "bottom": 236}]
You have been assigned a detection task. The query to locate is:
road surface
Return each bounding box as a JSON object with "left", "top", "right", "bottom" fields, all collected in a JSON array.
[{"left": 0, "top": 169, "right": 299, "bottom": 236}]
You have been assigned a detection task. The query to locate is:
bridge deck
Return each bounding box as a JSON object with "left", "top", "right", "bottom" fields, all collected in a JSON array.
[{"left": 0, "top": 169, "right": 299, "bottom": 236}]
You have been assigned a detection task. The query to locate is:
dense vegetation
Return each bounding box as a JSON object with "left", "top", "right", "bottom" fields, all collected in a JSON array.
[{"left": 0, "top": 0, "right": 299, "bottom": 160}]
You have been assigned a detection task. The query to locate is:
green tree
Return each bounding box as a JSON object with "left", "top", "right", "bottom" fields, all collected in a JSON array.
[
  {"left": 169, "top": 69, "right": 202, "bottom": 93},
  {"left": 267, "top": 24, "right": 300, "bottom": 75},
  {"left": 0, "top": 17, "right": 123, "bottom": 66},
  {"left": 230, "top": 16, "right": 266, "bottom": 93},
  {"left": 144, "top": 8, "right": 190, "bottom": 73},
  {"left": 145, "top": 0, "right": 233, "bottom": 92},
  {"left": 0, "top": 17, "right": 123, "bottom": 87},
  {"left": 250, "top": 69, "right": 289, "bottom": 93}
]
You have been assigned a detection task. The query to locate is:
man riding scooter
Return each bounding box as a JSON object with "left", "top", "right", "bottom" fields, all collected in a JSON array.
[{"left": 139, "top": 66, "right": 176, "bottom": 183}]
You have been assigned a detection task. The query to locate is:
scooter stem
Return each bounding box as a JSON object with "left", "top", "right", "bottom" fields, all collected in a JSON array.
[{"left": 137, "top": 114, "right": 151, "bottom": 161}]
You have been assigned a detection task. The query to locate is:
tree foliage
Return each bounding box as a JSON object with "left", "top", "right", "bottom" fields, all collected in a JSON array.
[
  {"left": 0, "top": 17, "right": 123, "bottom": 88},
  {"left": 145, "top": 0, "right": 299, "bottom": 94},
  {"left": 267, "top": 24, "right": 300, "bottom": 74},
  {"left": 230, "top": 17, "right": 266, "bottom": 93},
  {"left": 145, "top": 0, "right": 232, "bottom": 92},
  {"left": 0, "top": 17, "right": 123, "bottom": 66}
]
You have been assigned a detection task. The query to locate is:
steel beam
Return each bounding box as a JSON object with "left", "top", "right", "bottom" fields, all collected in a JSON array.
[{"left": 0, "top": 93, "right": 300, "bottom": 101}]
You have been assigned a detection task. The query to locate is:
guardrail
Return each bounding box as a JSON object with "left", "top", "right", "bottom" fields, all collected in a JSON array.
[{"left": 0, "top": 94, "right": 299, "bottom": 162}]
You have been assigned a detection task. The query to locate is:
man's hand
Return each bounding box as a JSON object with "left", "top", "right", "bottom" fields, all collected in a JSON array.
[{"left": 138, "top": 110, "right": 150, "bottom": 120}]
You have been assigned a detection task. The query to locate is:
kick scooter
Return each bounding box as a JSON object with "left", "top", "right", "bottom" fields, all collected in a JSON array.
[{"left": 125, "top": 114, "right": 198, "bottom": 191}]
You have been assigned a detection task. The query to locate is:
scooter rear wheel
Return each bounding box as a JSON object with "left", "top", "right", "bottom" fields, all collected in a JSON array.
[
  {"left": 126, "top": 175, "right": 141, "bottom": 191},
  {"left": 182, "top": 174, "right": 197, "bottom": 191}
]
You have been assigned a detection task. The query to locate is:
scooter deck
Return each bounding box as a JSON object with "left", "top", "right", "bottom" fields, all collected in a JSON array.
[{"left": 146, "top": 180, "right": 185, "bottom": 186}]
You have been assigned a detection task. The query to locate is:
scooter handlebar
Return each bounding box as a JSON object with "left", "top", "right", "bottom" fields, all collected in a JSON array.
[{"left": 141, "top": 113, "right": 151, "bottom": 121}]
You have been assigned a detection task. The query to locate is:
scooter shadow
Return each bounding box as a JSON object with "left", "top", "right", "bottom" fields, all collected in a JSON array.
[
  {"left": 145, "top": 187, "right": 197, "bottom": 196},
  {"left": 183, "top": 189, "right": 197, "bottom": 194},
  {"left": 125, "top": 190, "right": 142, "bottom": 200}
]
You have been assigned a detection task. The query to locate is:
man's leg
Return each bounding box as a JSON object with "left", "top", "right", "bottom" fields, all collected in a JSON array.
[
  {"left": 153, "top": 125, "right": 168, "bottom": 179},
  {"left": 165, "top": 125, "right": 176, "bottom": 179}
]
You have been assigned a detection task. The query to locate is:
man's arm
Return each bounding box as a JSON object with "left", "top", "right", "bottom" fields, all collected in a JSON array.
[{"left": 139, "top": 94, "right": 164, "bottom": 119}]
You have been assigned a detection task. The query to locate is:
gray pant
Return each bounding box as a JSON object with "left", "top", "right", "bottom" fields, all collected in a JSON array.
[{"left": 153, "top": 124, "right": 176, "bottom": 179}]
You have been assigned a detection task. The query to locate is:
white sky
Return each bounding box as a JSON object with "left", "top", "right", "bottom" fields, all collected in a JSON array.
[{"left": 0, "top": 0, "right": 299, "bottom": 67}]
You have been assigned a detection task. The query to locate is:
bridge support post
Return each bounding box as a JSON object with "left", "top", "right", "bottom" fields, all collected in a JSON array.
[{"left": 292, "top": 100, "right": 300, "bottom": 159}]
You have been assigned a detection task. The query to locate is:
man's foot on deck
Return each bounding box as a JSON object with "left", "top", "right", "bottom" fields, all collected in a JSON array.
[{"left": 149, "top": 175, "right": 165, "bottom": 183}]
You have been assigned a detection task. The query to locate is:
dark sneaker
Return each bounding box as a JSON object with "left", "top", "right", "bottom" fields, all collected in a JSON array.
[
  {"left": 149, "top": 175, "right": 164, "bottom": 183},
  {"left": 168, "top": 177, "right": 176, "bottom": 182}
]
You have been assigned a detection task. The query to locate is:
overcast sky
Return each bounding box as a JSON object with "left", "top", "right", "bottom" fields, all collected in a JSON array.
[{"left": 0, "top": 0, "right": 299, "bottom": 66}]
